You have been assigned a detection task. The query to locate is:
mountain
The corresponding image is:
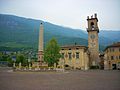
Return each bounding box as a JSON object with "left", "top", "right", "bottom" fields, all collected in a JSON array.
[
  {"left": 0, "top": 14, "right": 87, "bottom": 51},
  {"left": 99, "top": 30, "right": 120, "bottom": 42},
  {"left": 0, "top": 14, "right": 120, "bottom": 51}
]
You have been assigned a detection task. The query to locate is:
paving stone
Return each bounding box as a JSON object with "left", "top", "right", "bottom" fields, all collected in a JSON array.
[{"left": 0, "top": 70, "right": 120, "bottom": 90}]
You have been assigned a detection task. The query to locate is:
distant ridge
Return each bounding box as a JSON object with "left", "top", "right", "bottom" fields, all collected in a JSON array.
[{"left": 0, "top": 14, "right": 120, "bottom": 51}]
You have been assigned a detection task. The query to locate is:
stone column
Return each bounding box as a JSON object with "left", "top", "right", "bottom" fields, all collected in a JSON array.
[
  {"left": 13, "top": 62, "right": 16, "bottom": 68},
  {"left": 54, "top": 63, "right": 56, "bottom": 70},
  {"left": 19, "top": 62, "right": 21, "bottom": 70},
  {"left": 29, "top": 63, "right": 31, "bottom": 70},
  {"left": 38, "top": 23, "right": 44, "bottom": 65},
  {"left": 84, "top": 52, "right": 89, "bottom": 70}
]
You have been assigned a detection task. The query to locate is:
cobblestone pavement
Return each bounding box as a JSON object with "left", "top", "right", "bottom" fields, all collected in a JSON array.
[{"left": 0, "top": 70, "right": 120, "bottom": 90}]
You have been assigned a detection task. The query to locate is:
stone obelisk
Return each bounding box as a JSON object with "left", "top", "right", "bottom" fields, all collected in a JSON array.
[{"left": 38, "top": 23, "right": 44, "bottom": 66}]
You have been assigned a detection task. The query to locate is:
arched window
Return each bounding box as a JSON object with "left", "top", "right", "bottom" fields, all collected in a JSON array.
[{"left": 91, "top": 22, "right": 95, "bottom": 30}]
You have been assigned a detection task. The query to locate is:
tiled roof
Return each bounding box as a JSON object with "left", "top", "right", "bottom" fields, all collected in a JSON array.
[
  {"left": 104, "top": 42, "right": 120, "bottom": 51},
  {"left": 61, "top": 45, "right": 87, "bottom": 49}
]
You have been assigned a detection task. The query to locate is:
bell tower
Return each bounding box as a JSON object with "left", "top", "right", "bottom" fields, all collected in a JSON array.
[{"left": 87, "top": 13, "right": 99, "bottom": 67}]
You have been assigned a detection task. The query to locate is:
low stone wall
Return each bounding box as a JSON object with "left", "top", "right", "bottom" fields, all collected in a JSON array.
[{"left": 13, "top": 68, "right": 65, "bottom": 72}]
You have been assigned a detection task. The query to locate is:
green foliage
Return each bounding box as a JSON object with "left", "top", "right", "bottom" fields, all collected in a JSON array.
[
  {"left": 16, "top": 54, "right": 28, "bottom": 66},
  {"left": 0, "top": 14, "right": 88, "bottom": 51},
  {"left": 0, "top": 52, "right": 13, "bottom": 67},
  {"left": 44, "top": 38, "right": 61, "bottom": 67},
  {"left": 7, "top": 57, "right": 13, "bottom": 67},
  {"left": 0, "top": 53, "right": 8, "bottom": 61}
]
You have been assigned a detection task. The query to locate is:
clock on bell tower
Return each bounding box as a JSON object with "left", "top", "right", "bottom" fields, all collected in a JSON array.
[{"left": 87, "top": 13, "right": 99, "bottom": 67}]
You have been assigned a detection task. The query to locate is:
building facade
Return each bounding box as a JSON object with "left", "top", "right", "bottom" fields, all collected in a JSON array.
[
  {"left": 104, "top": 42, "right": 120, "bottom": 70},
  {"left": 59, "top": 45, "right": 90, "bottom": 70},
  {"left": 58, "top": 13, "right": 100, "bottom": 70}
]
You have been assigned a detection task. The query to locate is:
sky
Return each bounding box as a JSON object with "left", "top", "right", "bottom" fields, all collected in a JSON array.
[{"left": 0, "top": 0, "right": 120, "bottom": 30}]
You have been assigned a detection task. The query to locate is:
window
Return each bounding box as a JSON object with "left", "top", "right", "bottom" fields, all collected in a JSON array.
[
  {"left": 116, "top": 56, "right": 118, "bottom": 60},
  {"left": 61, "top": 53, "right": 64, "bottom": 59},
  {"left": 69, "top": 48, "right": 71, "bottom": 50},
  {"left": 109, "top": 48, "right": 114, "bottom": 52},
  {"left": 111, "top": 56, "right": 114, "bottom": 60},
  {"left": 91, "top": 22, "right": 95, "bottom": 30},
  {"left": 68, "top": 53, "right": 72, "bottom": 59},
  {"left": 76, "top": 48, "right": 79, "bottom": 50},
  {"left": 62, "top": 49, "right": 64, "bottom": 50},
  {"left": 109, "top": 48, "right": 111, "bottom": 52},
  {"left": 112, "top": 48, "right": 114, "bottom": 52},
  {"left": 76, "top": 52, "right": 79, "bottom": 59},
  {"left": 119, "top": 56, "right": 120, "bottom": 59}
]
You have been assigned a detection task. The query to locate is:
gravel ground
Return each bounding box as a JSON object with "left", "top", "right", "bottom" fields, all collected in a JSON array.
[{"left": 0, "top": 69, "right": 120, "bottom": 90}]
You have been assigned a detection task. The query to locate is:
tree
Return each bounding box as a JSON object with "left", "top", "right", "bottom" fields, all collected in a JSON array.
[
  {"left": 44, "top": 38, "right": 61, "bottom": 67},
  {"left": 16, "top": 54, "right": 27, "bottom": 66},
  {"left": 7, "top": 57, "right": 13, "bottom": 67}
]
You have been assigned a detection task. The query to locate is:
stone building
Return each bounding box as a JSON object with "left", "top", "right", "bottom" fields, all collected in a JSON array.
[
  {"left": 59, "top": 45, "right": 90, "bottom": 70},
  {"left": 59, "top": 13, "right": 100, "bottom": 70},
  {"left": 104, "top": 42, "right": 120, "bottom": 70}
]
